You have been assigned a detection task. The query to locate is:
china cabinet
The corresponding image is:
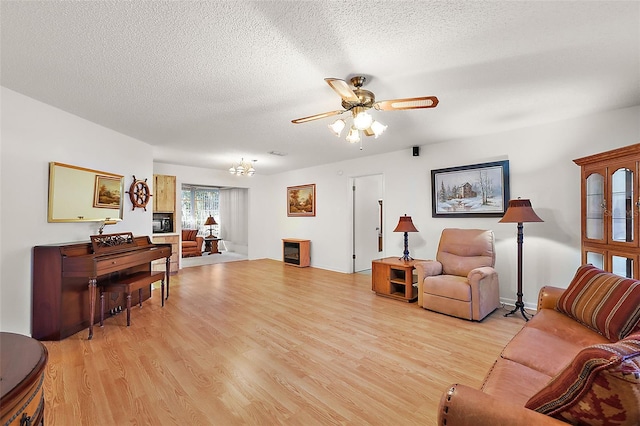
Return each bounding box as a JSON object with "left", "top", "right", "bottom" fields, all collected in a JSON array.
[{"left": 574, "top": 143, "right": 640, "bottom": 278}]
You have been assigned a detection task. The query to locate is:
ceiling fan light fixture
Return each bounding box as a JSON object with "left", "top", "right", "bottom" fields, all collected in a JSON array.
[
  {"left": 228, "top": 165, "right": 236, "bottom": 174},
  {"left": 328, "top": 118, "right": 346, "bottom": 137},
  {"left": 291, "top": 76, "right": 438, "bottom": 149},
  {"left": 352, "top": 109, "right": 373, "bottom": 131},
  {"left": 370, "top": 120, "right": 387, "bottom": 138},
  {"left": 346, "top": 126, "right": 360, "bottom": 144}
]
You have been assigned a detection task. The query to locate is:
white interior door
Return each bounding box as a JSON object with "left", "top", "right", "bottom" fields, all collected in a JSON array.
[{"left": 353, "top": 174, "right": 384, "bottom": 272}]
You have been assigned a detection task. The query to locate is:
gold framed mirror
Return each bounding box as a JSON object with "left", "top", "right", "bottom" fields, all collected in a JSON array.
[{"left": 48, "top": 162, "right": 124, "bottom": 222}]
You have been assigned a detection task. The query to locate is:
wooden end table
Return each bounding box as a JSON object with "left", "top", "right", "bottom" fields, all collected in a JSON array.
[
  {"left": 371, "top": 257, "right": 424, "bottom": 302},
  {"left": 204, "top": 237, "right": 221, "bottom": 254}
]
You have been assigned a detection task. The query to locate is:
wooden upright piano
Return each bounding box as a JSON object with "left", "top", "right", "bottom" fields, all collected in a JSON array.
[{"left": 32, "top": 233, "right": 171, "bottom": 341}]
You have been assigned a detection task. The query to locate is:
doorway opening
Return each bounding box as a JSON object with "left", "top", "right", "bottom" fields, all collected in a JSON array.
[
  {"left": 352, "top": 174, "right": 384, "bottom": 273},
  {"left": 180, "top": 184, "right": 249, "bottom": 268}
]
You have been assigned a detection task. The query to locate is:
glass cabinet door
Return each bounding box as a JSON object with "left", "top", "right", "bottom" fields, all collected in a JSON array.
[
  {"left": 586, "top": 251, "right": 605, "bottom": 270},
  {"left": 585, "top": 172, "right": 605, "bottom": 241},
  {"left": 609, "top": 165, "right": 636, "bottom": 246},
  {"left": 611, "top": 253, "right": 635, "bottom": 279}
]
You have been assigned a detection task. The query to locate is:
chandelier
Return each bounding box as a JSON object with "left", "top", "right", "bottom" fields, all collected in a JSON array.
[
  {"left": 228, "top": 158, "right": 255, "bottom": 176},
  {"left": 327, "top": 107, "right": 387, "bottom": 148}
]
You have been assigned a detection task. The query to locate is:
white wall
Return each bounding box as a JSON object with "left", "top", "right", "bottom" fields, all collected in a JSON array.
[
  {"left": 1, "top": 87, "right": 154, "bottom": 335},
  {"left": 155, "top": 106, "right": 639, "bottom": 311},
  {"left": 155, "top": 107, "right": 640, "bottom": 308},
  {"left": 249, "top": 106, "right": 640, "bottom": 310},
  {"left": 1, "top": 83, "right": 638, "bottom": 336}
]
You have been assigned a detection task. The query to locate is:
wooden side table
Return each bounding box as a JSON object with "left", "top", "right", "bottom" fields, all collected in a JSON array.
[
  {"left": 371, "top": 257, "right": 423, "bottom": 302},
  {"left": 0, "top": 333, "right": 48, "bottom": 426},
  {"left": 204, "top": 237, "right": 221, "bottom": 254}
]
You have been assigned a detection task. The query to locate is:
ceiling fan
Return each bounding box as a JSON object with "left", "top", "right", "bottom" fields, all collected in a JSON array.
[{"left": 291, "top": 76, "right": 438, "bottom": 144}]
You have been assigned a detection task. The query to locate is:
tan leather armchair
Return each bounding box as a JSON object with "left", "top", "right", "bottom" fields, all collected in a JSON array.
[
  {"left": 414, "top": 228, "right": 499, "bottom": 321},
  {"left": 181, "top": 229, "right": 204, "bottom": 258}
]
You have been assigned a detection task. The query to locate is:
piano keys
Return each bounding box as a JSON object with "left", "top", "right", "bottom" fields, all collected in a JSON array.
[{"left": 32, "top": 233, "right": 171, "bottom": 340}]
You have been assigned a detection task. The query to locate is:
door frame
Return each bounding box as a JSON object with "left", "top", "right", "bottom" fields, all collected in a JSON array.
[{"left": 351, "top": 173, "right": 384, "bottom": 273}]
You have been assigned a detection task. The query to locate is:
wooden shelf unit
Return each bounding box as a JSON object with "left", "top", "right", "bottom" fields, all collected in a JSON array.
[
  {"left": 371, "top": 257, "right": 422, "bottom": 302},
  {"left": 282, "top": 239, "right": 310, "bottom": 267}
]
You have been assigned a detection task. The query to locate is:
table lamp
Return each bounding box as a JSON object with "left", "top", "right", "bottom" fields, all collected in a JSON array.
[
  {"left": 499, "top": 198, "right": 543, "bottom": 321},
  {"left": 204, "top": 215, "right": 217, "bottom": 238},
  {"left": 393, "top": 214, "right": 419, "bottom": 261}
]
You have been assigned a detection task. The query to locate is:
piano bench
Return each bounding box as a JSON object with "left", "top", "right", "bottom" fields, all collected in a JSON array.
[{"left": 100, "top": 271, "right": 165, "bottom": 328}]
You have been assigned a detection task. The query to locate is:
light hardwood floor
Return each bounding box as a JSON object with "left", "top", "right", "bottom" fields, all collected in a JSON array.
[{"left": 42, "top": 259, "right": 524, "bottom": 425}]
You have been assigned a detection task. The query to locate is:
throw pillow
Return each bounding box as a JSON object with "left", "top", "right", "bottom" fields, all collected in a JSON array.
[
  {"left": 183, "top": 229, "right": 197, "bottom": 241},
  {"left": 525, "top": 332, "right": 640, "bottom": 425},
  {"left": 556, "top": 264, "right": 640, "bottom": 341}
]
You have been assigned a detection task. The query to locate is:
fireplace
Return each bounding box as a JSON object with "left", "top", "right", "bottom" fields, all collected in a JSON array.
[{"left": 282, "top": 239, "right": 310, "bottom": 267}]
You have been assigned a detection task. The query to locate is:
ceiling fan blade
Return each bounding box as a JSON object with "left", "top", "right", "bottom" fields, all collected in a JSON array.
[
  {"left": 363, "top": 127, "right": 374, "bottom": 137},
  {"left": 373, "top": 96, "right": 439, "bottom": 111},
  {"left": 325, "top": 78, "right": 360, "bottom": 103},
  {"left": 291, "top": 110, "right": 345, "bottom": 124}
]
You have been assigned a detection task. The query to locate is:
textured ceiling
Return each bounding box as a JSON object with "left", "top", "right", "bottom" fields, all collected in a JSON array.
[{"left": 2, "top": 1, "right": 639, "bottom": 175}]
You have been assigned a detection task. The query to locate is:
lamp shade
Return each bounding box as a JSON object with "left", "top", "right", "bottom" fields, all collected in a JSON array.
[
  {"left": 346, "top": 127, "right": 360, "bottom": 144},
  {"left": 393, "top": 215, "right": 419, "bottom": 232},
  {"left": 370, "top": 120, "right": 387, "bottom": 138},
  {"left": 204, "top": 216, "right": 217, "bottom": 226},
  {"left": 499, "top": 199, "right": 543, "bottom": 223},
  {"left": 328, "top": 119, "right": 346, "bottom": 137},
  {"left": 353, "top": 111, "right": 373, "bottom": 130}
]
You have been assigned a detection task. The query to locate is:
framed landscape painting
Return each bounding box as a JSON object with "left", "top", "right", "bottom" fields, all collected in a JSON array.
[
  {"left": 93, "top": 175, "right": 122, "bottom": 209},
  {"left": 431, "top": 160, "right": 509, "bottom": 217},
  {"left": 287, "top": 184, "right": 316, "bottom": 217}
]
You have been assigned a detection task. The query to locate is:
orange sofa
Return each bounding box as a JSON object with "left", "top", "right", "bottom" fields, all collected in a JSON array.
[
  {"left": 438, "top": 264, "right": 640, "bottom": 425},
  {"left": 181, "top": 229, "right": 203, "bottom": 258}
]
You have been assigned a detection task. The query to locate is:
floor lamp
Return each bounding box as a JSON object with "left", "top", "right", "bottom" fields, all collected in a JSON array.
[
  {"left": 499, "top": 198, "right": 543, "bottom": 321},
  {"left": 393, "top": 214, "right": 419, "bottom": 261}
]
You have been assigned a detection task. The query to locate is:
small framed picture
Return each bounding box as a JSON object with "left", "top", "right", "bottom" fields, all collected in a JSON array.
[
  {"left": 431, "top": 160, "right": 510, "bottom": 217},
  {"left": 287, "top": 184, "right": 316, "bottom": 217},
  {"left": 93, "top": 175, "right": 122, "bottom": 209}
]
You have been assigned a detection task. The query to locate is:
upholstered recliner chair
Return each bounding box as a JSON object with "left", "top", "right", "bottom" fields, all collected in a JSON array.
[
  {"left": 181, "top": 229, "right": 204, "bottom": 258},
  {"left": 414, "top": 228, "right": 500, "bottom": 321}
]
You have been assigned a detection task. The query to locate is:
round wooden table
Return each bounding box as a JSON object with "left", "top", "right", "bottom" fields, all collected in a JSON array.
[{"left": 0, "top": 332, "right": 48, "bottom": 426}]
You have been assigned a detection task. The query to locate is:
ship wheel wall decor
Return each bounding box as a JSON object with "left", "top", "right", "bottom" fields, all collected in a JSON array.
[{"left": 126, "top": 176, "right": 152, "bottom": 211}]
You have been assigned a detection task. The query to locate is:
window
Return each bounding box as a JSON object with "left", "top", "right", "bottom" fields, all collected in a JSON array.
[{"left": 181, "top": 185, "right": 220, "bottom": 236}]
